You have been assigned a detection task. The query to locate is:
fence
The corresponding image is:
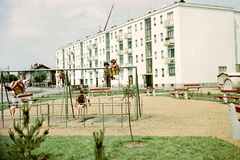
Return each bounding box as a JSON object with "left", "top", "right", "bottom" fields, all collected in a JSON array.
[{"left": 0, "top": 96, "right": 143, "bottom": 129}]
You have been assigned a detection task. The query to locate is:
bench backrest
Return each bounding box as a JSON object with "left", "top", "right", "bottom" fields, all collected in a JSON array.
[
  {"left": 174, "top": 88, "right": 188, "bottom": 91},
  {"left": 90, "top": 88, "right": 110, "bottom": 91},
  {"left": 236, "top": 106, "right": 240, "bottom": 113},
  {"left": 18, "top": 94, "right": 33, "bottom": 98},
  {"left": 184, "top": 84, "right": 199, "bottom": 86},
  {"left": 221, "top": 90, "right": 240, "bottom": 93},
  {"left": 146, "top": 88, "right": 155, "bottom": 90}
]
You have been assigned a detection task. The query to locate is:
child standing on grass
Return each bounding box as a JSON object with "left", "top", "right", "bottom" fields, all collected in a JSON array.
[
  {"left": 10, "top": 93, "right": 19, "bottom": 117},
  {"left": 76, "top": 90, "right": 86, "bottom": 118}
]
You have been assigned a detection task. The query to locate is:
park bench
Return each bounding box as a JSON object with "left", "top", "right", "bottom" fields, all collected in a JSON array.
[
  {"left": 143, "top": 87, "right": 155, "bottom": 96},
  {"left": 215, "top": 90, "right": 240, "bottom": 104},
  {"left": 170, "top": 88, "right": 188, "bottom": 100},
  {"left": 17, "top": 94, "right": 38, "bottom": 106},
  {"left": 184, "top": 84, "right": 201, "bottom": 91},
  {"left": 229, "top": 104, "right": 240, "bottom": 139},
  {"left": 89, "top": 88, "right": 111, "bottom": 97}
]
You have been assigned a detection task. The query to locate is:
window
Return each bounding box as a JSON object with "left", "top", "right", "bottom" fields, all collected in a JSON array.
[
  {"left": 111, "top": 46, "right": 113, "bottom": 53},
  {"left": 161, "top": 50, "right": 164, "bottom": 58},
  {"left": 146, "top": 42, "right": 152, "bottom": 57},
  {"left": 141, "top": 54, "right": 144, "bottom": 62},
  {"left": 95, "top": 60, "right": 98, "bottom": 67},
  {"left": 90, "top": 79, "right": 93, "bottom": 84},
  {"left": 99, "top": 37, "right": 101, "bottom": 43},
  {"left": 135, "top": 40, "right": 138, "bottom": 47},
  {"left": 145, "top": 18, "right": 151, "bottom": 41},
  {"left": 103, "top": 48, "right": 105, "bottom": 55},
  {"left": 85, "top": 79, "right": 88, "bottom": 84},
  {"left": 111, "top": 33, "right": 113, "bottom": 39},
  {"left": 160, "top": 15, "right": 162, "bottom": 24},
  {"left": 89, "top": 61, "right": 92, "bottom": 68},
  {"left": 168, "top": 49, "right": 174, "bottom": 58},
  {"left": 120, "top": 55, "right": 124, "bottom": 65},
  {"left": 154, "top": 34, "right": 157, "bottom": 43},
  {"left": 100, "top": 49, "right": 101, "bottom": 55},
  {"left": 140, "top": 22, "right": 142, "bottom": 30},
  {"left": 153, "top": 17, "right": 156, "bottom": 26},
  {"left": 161, "top": 33, "right": 163, "bottom": 41},
  {"left": 128, "top": 55, "right": 133, "bottom": 65},
  {"left": 115, "top": 31, "right": 117, "bottom": 38},
  {"left": 167, "top": 12, "right": 173, "bottom": 20},
  {"left": 162, "top": 68, "right": 164, "bottom": 77},
  {"left": 169, "top": 66, "right": 175, "bottom": 76},
  {"left": 128, "top": 41, "right": 132, "bottom": 49},
  {"left": 136, "top": 55, "right": 138, "bottom": 63},
  {"left": 115, "top": 45, "right": 117, "bottom": 52},
  {"left": 155, "top": 52, "right": 157, "bottom": 60},
  {"left": 146, "top": 59, "right": 152, "bottom": 73},
  {"left": 167, "top": 30, "right": 174, "bottom": 39},
  {"left": 155, "top": 69, "right": 158, "bottom": 77},
  {"left": 100, "top": 61, "right": 102, "bottom": 67},
  {"left": 135, "top": 24, "right": 137, "bottom": 32},
  {"left": 218, "top": 66, "right": 227, "bottom": 74},
  {"left": 90, "top": 72, "right": 92, "bottom": 78},
  {"left": 103, "top": 36, "right": 104, "bottom": 42},
  {"left": 141, "top": 38, "right": 143, "bottom": 46}
]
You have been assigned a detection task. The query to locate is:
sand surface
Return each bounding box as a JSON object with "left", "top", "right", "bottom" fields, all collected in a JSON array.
[{"left": 1, "top": 89, "right": 240, "bottom": 147}]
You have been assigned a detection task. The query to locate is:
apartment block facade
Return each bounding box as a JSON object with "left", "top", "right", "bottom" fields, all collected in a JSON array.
[{"left": 55, "top": 2, "right": 240, "bottom": 88}]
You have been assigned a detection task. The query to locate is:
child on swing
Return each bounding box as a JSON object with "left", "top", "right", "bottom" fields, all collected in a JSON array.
[
  {"left": 10, "top": 93, "right": 19, "bottom": 117},
  {"left": 5, "top": 75, "right": 25, "bottom": 93},
  {"left": 58, "top": 70, "right": 65, "bottom": 87},
  {"left": 76, "top": 90, "right": 85, "bottom": 118}
]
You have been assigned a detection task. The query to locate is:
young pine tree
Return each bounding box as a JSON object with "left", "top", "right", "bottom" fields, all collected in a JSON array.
[{"left": 6, "top": 104, "right": 49, "bottom": 160}]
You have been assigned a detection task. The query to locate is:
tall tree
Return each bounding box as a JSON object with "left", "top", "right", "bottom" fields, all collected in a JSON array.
[{"left": 32, "top": 71, "right": 47, "bottom": 86}]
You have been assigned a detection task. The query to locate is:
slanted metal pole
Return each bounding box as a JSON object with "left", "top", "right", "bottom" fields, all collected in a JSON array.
[
  {"left": 65, "top": 71, "right": 68, "bottom": 120},
  {"left": 1, "top": 71, "right": 4, "bottom": 128}
]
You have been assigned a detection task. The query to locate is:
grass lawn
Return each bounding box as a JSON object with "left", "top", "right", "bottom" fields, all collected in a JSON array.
[{"left": 0, "top": 135, "right": 239, "bottom": 160}]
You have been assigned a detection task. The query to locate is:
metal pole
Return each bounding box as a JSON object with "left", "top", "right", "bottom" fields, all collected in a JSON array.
[
  {"left": 121, "top": 103, "right": 123, "bottom": 127},
  {"left": 19, "top": 106, "right": 21, "bottom": 128},
  {"left": 141, "top": 96, "right": 143, "bottom": 115},
  {"left": 65, "top": 71, "right": 68, "bottom": 120},
  {"left": 47, "top": 104, "right": 50, "bottom": 126},
  {"left": 84, "top": 103, "right": 85, "bottom": 128},
  {"left": 60, "top": 86, "right": 65, "bottom": 122},
  {"left": 36, "top": 104, "right": 38, "bottom": 123},
  {"left": 112, "top": 97, "right": 113, "bottom": 114},
  {"left": 99, "top": 98, "right": 100, "bottom": 114},
  {"left": 40, "top": 99, "right": 42, "bottom": 114},
  {"left": 1, "top": 71, "right": 4, "bottom": 128},
  {"left": 102, "top": 103, "right": 104, "bottom": 128},
  {"left": 52, "top": 99, "right": 54, "bottom": 115}
]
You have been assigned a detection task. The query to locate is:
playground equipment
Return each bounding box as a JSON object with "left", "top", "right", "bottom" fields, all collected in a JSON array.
[{"left": 0, "top": 66, "right": 140, "bottom": 128}]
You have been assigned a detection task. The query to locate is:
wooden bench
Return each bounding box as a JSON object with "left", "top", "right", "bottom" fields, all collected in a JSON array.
[
  {"left": 184, "top": 84, "right": 201, "bottom": 91},
  {"left": 216, "top": 90, "right": 240, "bottom": 104},
  {"left": 170, "top": 88, "right": 188, "bottom": 100},
  {"left": 90, "top": 88, "right": 111, "bottom": 97},
  {"left": 17, "top": 94, "right": 38, "bottom": 106},
  {"left": 229, "top": 104, "right": 240, "bottom": 139},
  {"left": 143, "top": 87, "right": 155, "bottom": 96}
]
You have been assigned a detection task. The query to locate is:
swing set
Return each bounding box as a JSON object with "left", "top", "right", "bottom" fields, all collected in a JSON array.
[{"left": 0, "top": 66, "right": 141, "bottom": 127}]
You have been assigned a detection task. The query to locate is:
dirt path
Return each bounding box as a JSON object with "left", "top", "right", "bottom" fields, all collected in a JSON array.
[{"left": 0, "top": 90, "right": 240, "bottom": 147}]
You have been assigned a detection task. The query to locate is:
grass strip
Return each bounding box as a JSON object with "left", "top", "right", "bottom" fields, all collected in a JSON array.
[{"left": 0, "top": 135, "right": 239, "bottom": 160}]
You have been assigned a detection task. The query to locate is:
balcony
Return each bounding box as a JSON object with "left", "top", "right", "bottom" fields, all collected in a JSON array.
[
  {"left": 117, "top": 50, "right": 123, "bottom": 55},
  {"left": 124, "top": 48, "right": 132, "bottom": 54},
  {"left": 164, "top": 38, "right": 174, "bottom": 46},
  {"left": 92, "top": 43, "right": 98, "bottom": 48},
  {"left": 124, "top": 33, "right": 132, "bottom": 39},
  {"left": 164, "top": 19, "right": 174, "bottom": 28},
  {"left": 165, "top": 57, "right": 175, "bottom": 64},
  {"left": 117, "top": 36, "right": 123, "bottom": 42}
]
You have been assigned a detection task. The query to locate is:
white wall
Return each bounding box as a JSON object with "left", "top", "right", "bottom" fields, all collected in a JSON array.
[{"left": 179, "top": 6, "right": 235, "bottom": 84}]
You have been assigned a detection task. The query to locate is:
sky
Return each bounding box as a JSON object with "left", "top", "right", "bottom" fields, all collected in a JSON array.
[{"left": 0, "top": 0, "right": 240, "bottom": 70}]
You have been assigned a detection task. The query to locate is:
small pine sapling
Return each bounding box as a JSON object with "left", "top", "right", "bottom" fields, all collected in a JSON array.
[
  {"left": 6, "top": 104, "right": 49, "bottom": 160},
  {"left": 93, "top": 129, "right": 109, "bottom": 160}
]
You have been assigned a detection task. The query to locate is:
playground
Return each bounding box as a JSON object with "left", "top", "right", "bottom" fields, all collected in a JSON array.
[{"left": 0, "top": 90, "right": 240, "bottom": 147}]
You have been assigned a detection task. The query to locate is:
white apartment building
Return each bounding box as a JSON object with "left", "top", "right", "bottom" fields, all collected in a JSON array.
[{"left": 55, "top": 1, "right": 240, "bottom": 88}]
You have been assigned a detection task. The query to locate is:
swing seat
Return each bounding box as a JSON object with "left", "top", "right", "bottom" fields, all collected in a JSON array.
[{"left": 13, "top": 86, "right": 24, "bottom": 95}]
